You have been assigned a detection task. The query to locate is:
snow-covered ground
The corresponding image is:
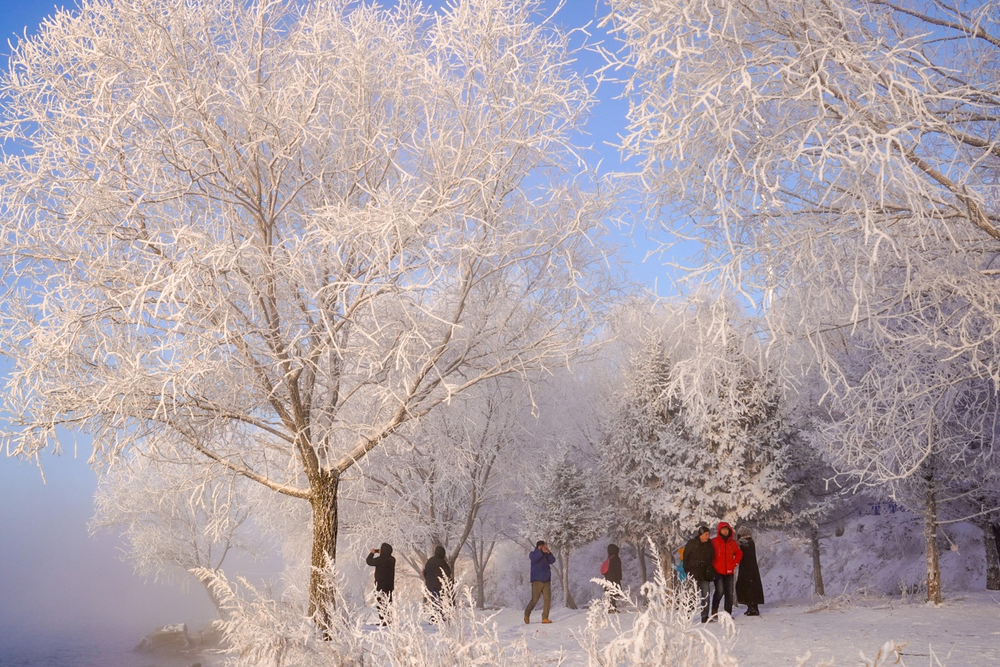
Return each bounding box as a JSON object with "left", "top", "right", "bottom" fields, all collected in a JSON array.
[{"left": 484, "top": 591, "right": 1000, "bottom": 666}]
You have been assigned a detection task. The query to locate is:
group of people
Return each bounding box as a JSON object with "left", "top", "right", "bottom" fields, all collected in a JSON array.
[
  {"left": 681, "top": 522, "right": 763, "bottom": 622},
  {"left": 365, "top": 542, "right": 454, "bottom": 624},
  {"left": 367, "top": 524, "right": 762, "bottom": 626}
]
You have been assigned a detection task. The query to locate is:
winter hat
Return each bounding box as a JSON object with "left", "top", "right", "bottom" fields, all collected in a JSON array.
[
  {"left": 736, "top": 526, "right": 752, "bottom": 538},
  {"left": 697, "top": 525, "right": 710, "bottom": 536}
]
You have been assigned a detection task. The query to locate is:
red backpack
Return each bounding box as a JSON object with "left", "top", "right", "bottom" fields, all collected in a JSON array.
[{"left": 600, "top": 558, "right": 610, "bottom": 575}]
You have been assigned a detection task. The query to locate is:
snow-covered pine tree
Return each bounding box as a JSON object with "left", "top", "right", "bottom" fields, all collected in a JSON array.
[
  {"left": 683, "top": 336, "right": 790, "bottom": 525},
  {"left": 600, "top": 333, "right": 686, "bottom": 572},
  {"left": 525, "top": 448, "right": 603, "bottom": 609},
  {"left": 601, "top": 297, "right": 792, "bottom": 575}
]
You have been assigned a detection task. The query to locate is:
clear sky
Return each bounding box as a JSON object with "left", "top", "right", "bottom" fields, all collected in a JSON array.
[{"left": 0, "top": 0, "right": 682, "bottom": 644}]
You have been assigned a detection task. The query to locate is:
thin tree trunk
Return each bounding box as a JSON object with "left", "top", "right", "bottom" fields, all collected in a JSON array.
[
  {"left": 633, "top": 542, "right": 649, "bottom": 607},
  {"left": 810, "top": 525, "right": 825, "bottom": 597},
  {"left": 636, "top": 542, "right": 648, "bottom": 586},
  {"left": 559, "top": 550, "right": 577, "bottom": 609},
  {"left": 660, "top": 541, "right": 675, "bottom": 587},
  {"left": 468, "top": 535, "right": 495, "bottom": 609},
  {"left": 308, "top": 471, "right": 340, "bottom": 632},
  {"left": 923, "top": 469, "right": 942, "bottom": 605},
  {"left": 985, "top": 523, "right": 1000, "bottom": 591},
  {"left": 475, "top": 563, "right": 487, "bottom": 609}
]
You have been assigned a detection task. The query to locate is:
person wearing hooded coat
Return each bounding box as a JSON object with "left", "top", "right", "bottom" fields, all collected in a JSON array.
[
  {"left": 735, "top": 527, "right": 764, "bottom": 616},
  {"left": 524, "top": 540, "right": 556, "bottom": 624},
  {"left": 423, "top": 545, "right": 453, "bottom": 618},
  {"left": 683, "top": 525, "right": 715, "bottom": 623},
  {"left": 367, "top": 542, "right": 396, "bottom": 623},
  {"left": 602, "top": 543, "right": 623, "bottom": 610},
  {"left": 710, "top": 522, "right": 742, "bottom": 618}
]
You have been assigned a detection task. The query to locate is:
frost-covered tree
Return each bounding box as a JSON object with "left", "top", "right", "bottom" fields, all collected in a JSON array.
[
  {"left": 0, "top": 0, "right": 614, "bottom": 625},
  {"left": 525, "top": 448, "right": 603, "bottom": 609},
  {"left": 345, "top": 378, "right": 526, "bottom": 580},
  {"left": 811, "top": 327, "right": 1000, "bottom": 602},
  {"left": 607, "top": 0, "right": 1000, "bottom": 602},
  {"left": 601, "top": 296, "right": 791, "bottom": 574},
  {"left": 608, "top": 0, "right": 1000, "bottom": 362},
  {"left": 463, "top": 496, "right": 518, "bottom": 609},
  {"left": 600, "top": 332, "right": 684, "bottom": 565},
  {"left": 777, "top": 429, "right": 863, "bottom": 597},
  {"left": 941, "top": 459, "right": 1000, "bottom": 592},
  {"left": 774, "top": 359, "right": 871, "bottom": 597},
  {"left": 90, "top": 453, "right": 261, "bottom": 616}
]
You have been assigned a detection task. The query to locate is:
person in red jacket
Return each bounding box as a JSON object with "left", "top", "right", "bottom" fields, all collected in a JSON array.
[{"left": 710, "top": 521, "right": 742, "bottom": 619}]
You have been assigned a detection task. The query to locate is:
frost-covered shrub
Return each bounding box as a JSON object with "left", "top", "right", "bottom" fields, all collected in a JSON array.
[
  {"left": 197, "top": 568, "right": 367, "bottom": 667},
  {"left": 576, "top": 549, "right": 738, "bottom": 667},
  {"left": 374, "top": 581, "right": 535, "bottom": 667},
  {"left": 199, "top": 567, "right": 536, "bottom": 667}
]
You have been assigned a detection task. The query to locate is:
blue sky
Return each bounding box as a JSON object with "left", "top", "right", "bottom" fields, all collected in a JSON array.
[{"left": 0, "top": 0, "right": 683, "bottom": 642}]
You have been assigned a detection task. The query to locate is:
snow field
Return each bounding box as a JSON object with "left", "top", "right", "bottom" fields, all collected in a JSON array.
[{"left": 480, "top": 591, "right": 1000, "bottom": 666}]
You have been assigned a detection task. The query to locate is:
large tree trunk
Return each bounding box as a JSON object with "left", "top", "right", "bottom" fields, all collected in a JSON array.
[
  {"left": 985, "top": 523, "right": 1000, "bottom": 591},
  {"left": 200, "top": 575, "right": 230, "bottom": 620},
  {"left": 559, "top": 550, "right": 577, "bottom": 609},
  {"left": 810, "top": 525, "right": 825, "bottom": 597},
  {"left": 923, "top": 469, "right": 942, "bottom": 605},
  {"left": 308, "top": 471, "right": 340, "bottom": 632}
]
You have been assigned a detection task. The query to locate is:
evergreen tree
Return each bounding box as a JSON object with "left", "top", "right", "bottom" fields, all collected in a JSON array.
[
  {"left": 526, "top": 449, "right": 603, "bottom": 609},
  {"left": 600, "top": 299, "right": 792, "bottom": 575}
]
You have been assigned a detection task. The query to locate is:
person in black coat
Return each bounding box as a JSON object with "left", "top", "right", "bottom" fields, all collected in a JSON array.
[
  {"left": 366, "top": 542, "right": 396, "bottom": 623},
  {"left": 423, "top": 545, "right": 453, "bottom": 618},
  {"left": 682, "top": 525, "right": 716, "bottom": 623},
  {"left": 603, "top": 543, "right": 623, "bottom": 610},
  {"left": 735, "top": 527, "right": 764, "bottom": 616},
  {"left": 423, "top": 545, "right": 453, "bottom": 595}
]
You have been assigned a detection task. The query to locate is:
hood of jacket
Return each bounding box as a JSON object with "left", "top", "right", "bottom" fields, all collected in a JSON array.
[
  {"left": 434, "top": 545, "right": 446, "bottom": 559},
  {"left": 717, "top": 522, "right": 734, "bottom": 541},
  {"left": 380, "top": 542, "right": 393, "bottom": 556},
  {"left": 607, "top": 543, "right": 619, "bottom": 557}
]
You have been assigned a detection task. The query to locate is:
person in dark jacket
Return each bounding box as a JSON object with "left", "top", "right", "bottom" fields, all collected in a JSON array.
[
  {"left": 423, "top": 545, "right": 453, "bottom": 619},
  {"left": 603, "top": 543, "right": 623, "bottom": 611},
  {"left": 711, "top": 522, "right": 742, "bottom": 619},
  {"left": 735, "top": 526, "right": 764, "bottom": 616},
  {"left": 524, "top": 540, "right": 556, "bottom": 624},
  {"left": 682, "top": 525, "right": 716, "bottom": 623},
  {"left": 366, "top": 542, "right": 396, "bottom": 624}
]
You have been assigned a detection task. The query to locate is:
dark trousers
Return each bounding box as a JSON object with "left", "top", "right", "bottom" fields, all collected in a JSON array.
[
  {"left": 376, "top": 589, "right": 393, "bottom": 624},
  {"left": 712, "top": 573, "right": 735, "bottom": 616},
  {"left": 696, "top": 579, "right": 713, "bottom": 620},
  {"left": 427, "top": 588, "right": 448, "bottom": 621},
  {"left": 605, "top": 579, "right": 622, "bottom": 609}
]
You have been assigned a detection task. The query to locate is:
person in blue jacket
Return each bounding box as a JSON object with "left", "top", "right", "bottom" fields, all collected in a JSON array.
[{"left": 524, "top": 540, "right": 556, "bottom": 624}]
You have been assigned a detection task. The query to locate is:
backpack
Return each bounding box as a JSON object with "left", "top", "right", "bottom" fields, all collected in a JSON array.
[{"left": 600, "top": 558, "right": 610, "bottom": 576}]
